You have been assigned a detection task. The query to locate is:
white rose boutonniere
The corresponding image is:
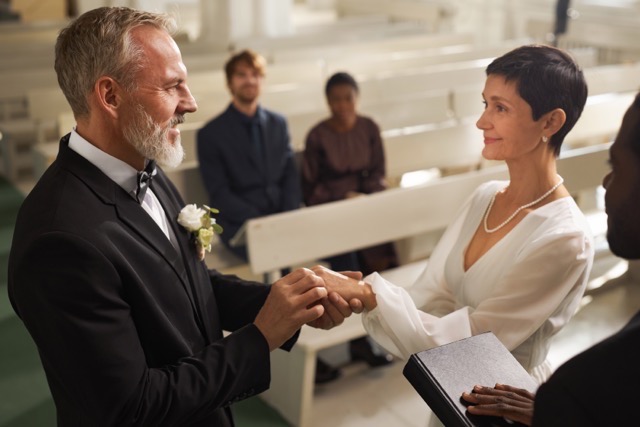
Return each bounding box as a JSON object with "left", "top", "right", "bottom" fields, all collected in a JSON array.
[{"left": 177, "top": 204, "right": 223, "bottom": 261}]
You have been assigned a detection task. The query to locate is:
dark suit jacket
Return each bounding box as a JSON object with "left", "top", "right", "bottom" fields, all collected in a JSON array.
[
  {"left": 8, "top": 135, "right": 292, "bottom": 426},
  {"left": 533, "top": 310, "right": 640, "bottom": 426},
  {"left": 196, "top": 104, "right": 301, "bottom": 254}
]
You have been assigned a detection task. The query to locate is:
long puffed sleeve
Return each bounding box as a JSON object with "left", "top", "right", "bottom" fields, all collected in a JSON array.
[{"left": 362, "top": 186, "right": 593, "bottom": 372}]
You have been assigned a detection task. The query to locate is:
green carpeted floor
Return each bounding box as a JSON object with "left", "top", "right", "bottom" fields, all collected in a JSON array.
[{"left": 0, "top": 175, "right": 288, "bottom": 427}]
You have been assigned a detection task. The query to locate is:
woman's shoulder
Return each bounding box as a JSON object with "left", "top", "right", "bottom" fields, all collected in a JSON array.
[
  {"left": 306, "top": 118, "right": 333, "bottom": 145},
  {"left": 529, "top": 197, "right": 594, "bottom": 245},
  {"left": 473, "top": 180, "right": 508, "bottom": 198},
  {"left": 306, "top": 119, "right": 332, "bottom": 138},
  {"left": 356, "top": 115, "right": 381, "bottom": 130},
  {"left": 535, "top": 196, "right": 586, "bottom": 224}
]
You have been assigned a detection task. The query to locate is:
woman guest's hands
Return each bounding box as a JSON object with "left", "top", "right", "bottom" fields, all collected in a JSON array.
[
  {"left": 311, "top": 265, "right": 377, "bottom": 311},
  {"left": 461, "top": 384, "right": 535, "bottom": 426}
]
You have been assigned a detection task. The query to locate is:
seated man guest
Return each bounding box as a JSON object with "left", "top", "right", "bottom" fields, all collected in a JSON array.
[
  {"left": 197, "top": 49, "right": 301, "bottom": 262},
  {"left": 197, "top": 50, "right": 342, "bottom": 383}
]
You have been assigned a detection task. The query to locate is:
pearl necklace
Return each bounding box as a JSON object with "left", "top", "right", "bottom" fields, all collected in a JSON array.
[{"left": 483, "top": 176, "right": 565, "bottom": 233}]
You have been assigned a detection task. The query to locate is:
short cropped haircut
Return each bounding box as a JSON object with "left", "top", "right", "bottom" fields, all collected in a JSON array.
[
  {"left": 486, "top": 45, "right": 588, "bottom": 156},
  {"left": 224, "top": 49, "right": 266, "bottom": 85},
  {"left": 325, "top": 72, "right": 359, "bottom": 97},
  {"left": 55, "top": 7, "right": 176, "bottom": 118}
]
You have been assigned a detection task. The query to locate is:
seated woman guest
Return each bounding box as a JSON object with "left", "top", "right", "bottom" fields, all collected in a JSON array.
[
  {"left": 302, "top": 72, "right": 398, "bottom": 274},
  {"left": 314, "top": 45, "right": 594, "bottom": 407},
  {"left": 302, "top": 72, "right": 398, "bottom": 370}
]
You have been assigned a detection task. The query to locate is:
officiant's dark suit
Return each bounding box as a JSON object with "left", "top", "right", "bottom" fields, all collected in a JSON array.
[{"left": 7, "top": 7, "right": 349, "bottom": 427}]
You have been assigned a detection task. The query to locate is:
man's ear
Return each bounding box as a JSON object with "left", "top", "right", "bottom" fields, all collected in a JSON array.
[
  {"left": 543, "top": 108, "right": 567, "bottom": 136},
  {"left": 94, "top": 77, "right": 123, "bottom": 119}
]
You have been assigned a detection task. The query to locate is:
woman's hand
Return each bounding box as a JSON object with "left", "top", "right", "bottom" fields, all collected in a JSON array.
[
  {"left": 311, "top": 265, "right": 377, "bottom": 311},
  {"left": 461, "top": 384, "right": 535, "bottom": 426}
]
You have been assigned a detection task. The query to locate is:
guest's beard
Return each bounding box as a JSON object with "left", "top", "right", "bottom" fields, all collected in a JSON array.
[{"left": 123, "top": 104, "right": 185, "bottom": 168}]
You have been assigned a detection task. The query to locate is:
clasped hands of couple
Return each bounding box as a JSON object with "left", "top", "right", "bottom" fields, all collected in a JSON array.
[
  {"left": 253, "top": 265, "right": 375, "bottom": 351},
  {"left": 254, "top": 265, "right": 538, "bottom": 425}
]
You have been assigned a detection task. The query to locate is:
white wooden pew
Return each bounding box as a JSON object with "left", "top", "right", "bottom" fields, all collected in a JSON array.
[
  {"left": 526, "top": 17, "right": 640, "bottom": 64},
  {"left": 336, "top": 0, "right": 455, "bottom": 32},
  {"left": 247, "top": 144, "right": 611, "bottom": 427},
  {"left": 26, "top": 87, "right": 70, "bottom": 143},
  {"left": 288, "top": 89, "right": 453, "bottom": 150},
  {"left": 565, "top": 91, "right": 636, "bottom": 147},
  {"left": 233, "top": 20, "right": 428, "bottom": 56},
  {"left": 271, "top": 32, "right": 475, "bottom": 63},
  {"left": 153, "top": 88, "right": 631, "bottom": 219},
  {"left": 584, "top": 62, "right": 640, "bottom": 96},
  {"left": 322, "top": 39, "right": 531, "bottom": 77},
  {"left": 31, "top": 85, "right": 634, "bottom": 191},
  {"left": 382, "top": 121, "right": 482, "bottom": 182}
]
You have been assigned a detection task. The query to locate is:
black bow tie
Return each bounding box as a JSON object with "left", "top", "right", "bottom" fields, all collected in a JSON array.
[{"left": 136, "top": 160, "right": 157, "bottom": 203}]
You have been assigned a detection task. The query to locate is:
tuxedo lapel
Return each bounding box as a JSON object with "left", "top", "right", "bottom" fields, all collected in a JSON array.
[
  {"left": 150, "top": 174, "right": 213, "bottom": 340},
  {"left": 114, "top": 191, "right": 198, "bottom": 296},
  {"left": 55, "top": 136, "right": 211, "bottom": 341}
]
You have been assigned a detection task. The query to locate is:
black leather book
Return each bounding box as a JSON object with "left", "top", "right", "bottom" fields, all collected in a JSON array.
[{"left": 403, "top": 332, "right": 537, "bottom": 427}]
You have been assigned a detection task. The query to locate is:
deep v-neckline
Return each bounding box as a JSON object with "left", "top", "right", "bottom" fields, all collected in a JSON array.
[
  {"left": 461, "top": 196, "right": 569, "bottom": 275},
  {"left": 462, "top": 224, "right": 512, "bottom": 273},
  {"left": 461, "top": 193, "right": 568, "bottom": 273}
]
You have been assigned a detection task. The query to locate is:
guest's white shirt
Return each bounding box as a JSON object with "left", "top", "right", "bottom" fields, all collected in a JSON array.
[{"left": 68, "top": 130, "right": 177, "bottom": 248}]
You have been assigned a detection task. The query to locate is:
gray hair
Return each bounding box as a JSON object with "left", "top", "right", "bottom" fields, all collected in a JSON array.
[{"left": 54, "top": 7, "right": 176, "bottom": 118}]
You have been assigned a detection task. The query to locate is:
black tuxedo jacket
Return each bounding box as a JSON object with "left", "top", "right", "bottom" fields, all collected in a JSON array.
[
  {"left": 196, "top": 104, "right": 301, "bottom": 249},
  {"left": 8, "top": 135, "right": 291, "bottom": 426},
  {"left": 533, "top": 310, "right": 640, "bottom": 426}
]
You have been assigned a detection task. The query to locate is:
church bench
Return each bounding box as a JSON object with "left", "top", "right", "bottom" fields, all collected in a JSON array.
[
  {"left": 565, "top": 91, "right": 636, "bottom": 148},
  {"left": 322, "top": 38, "right": 528, "bottom": 77},
  {"left": 336, "top": 0, "right": 455, "bottom": 32},
  {"left": 28, "top": 86, "right": 634, "bottom": 197},
  {"left": 246, "top": 143, "right": 611, "bottom": 427},
  {"left": 186, "top": 58, "right": 490, "bottom": 122},
  {"left": 584, "top": 62, "right": 640, "bottom": 97},
  {"left": 232, "top": 19, "right": 429, "bottom": 57},
  {"left": 526, "top": 17, "right": 640, "bottom": 64},
  {"left": 26, "top": 87, "right": 70, "bottom": 144},
  {"left": 287, "top": 89, "right": 453, "bottom": 149},
  {"left": 270, "top": 32, "right": 475, "bottom": 63},
  {"left": 0, "top": 68, "right": 59, "bottom": 102},
  {"left": 176, "top": 111, "right": 472, "bottom": 188},
  {"left": 145, "top": 88, "right": 628, "bottom": 225}
]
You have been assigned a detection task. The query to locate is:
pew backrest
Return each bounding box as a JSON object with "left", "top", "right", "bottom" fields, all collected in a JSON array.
[{"left": 246, "top": 143, "right": 610, "bottom": 275}]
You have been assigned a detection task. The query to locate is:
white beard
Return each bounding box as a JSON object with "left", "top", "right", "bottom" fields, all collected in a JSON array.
[{"left": 124, "top": 104, "right": 185, "bottom": 169}]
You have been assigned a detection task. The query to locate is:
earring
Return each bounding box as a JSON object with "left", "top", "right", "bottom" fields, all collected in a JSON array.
[{"left": 542, "top": 136, "right": 549, "bottom": 143}]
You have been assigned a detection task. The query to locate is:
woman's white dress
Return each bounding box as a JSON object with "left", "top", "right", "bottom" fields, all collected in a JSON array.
[{"left": 362, "top": 180, "right": 594, "bottom": 385}]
